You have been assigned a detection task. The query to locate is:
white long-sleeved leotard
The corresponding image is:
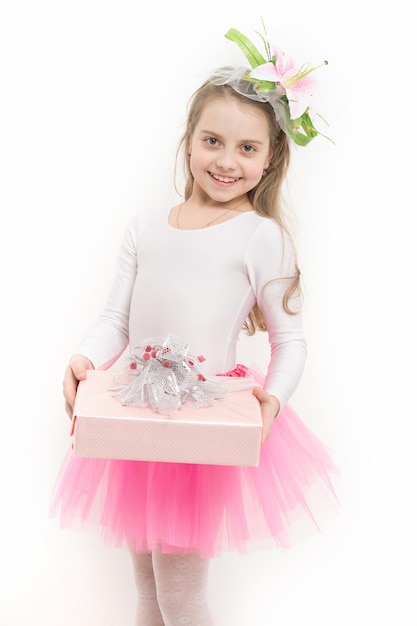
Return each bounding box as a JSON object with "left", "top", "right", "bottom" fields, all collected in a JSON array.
[{"left": 77, "top": 209, "right": 307, "bottom": 409}]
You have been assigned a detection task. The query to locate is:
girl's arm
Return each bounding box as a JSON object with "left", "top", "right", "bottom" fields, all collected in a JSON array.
[
  {"left": 246, "top": 219, "right": 307, "bottom": 413},
  {"left": 62, "top": 216, "right": 141, "bottom": 416},
  {"left": 75, "top": 216, "right": 140, "bottom": 369}
]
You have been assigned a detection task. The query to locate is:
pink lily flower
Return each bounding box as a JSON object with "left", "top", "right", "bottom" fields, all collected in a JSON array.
[{"left": 250, "top": 47, "right": 317, "bottom": 120}]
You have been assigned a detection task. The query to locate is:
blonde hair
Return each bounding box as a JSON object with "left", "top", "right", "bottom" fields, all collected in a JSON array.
[{"left": 175, "top": 79, "right": 301, "bottom": 335}]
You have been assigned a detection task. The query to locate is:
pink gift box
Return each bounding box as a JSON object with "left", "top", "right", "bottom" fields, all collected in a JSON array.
[{"left": 71, "top": 370, "right": 263, "bottom": 466}]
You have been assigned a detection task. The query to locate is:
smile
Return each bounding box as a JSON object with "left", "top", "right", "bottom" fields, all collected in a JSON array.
[{"left": 209, "top": 172, "right": 240, "bottom": 183}]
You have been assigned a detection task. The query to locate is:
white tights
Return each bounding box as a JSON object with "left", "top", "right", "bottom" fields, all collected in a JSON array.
[{"left": 130, "top": 550, "right": 214, "bottom": 626}]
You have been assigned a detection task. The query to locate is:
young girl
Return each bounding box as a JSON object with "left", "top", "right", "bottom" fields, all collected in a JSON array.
[{"left": 51, "top": 25, "right": 338, "bottom": 625}]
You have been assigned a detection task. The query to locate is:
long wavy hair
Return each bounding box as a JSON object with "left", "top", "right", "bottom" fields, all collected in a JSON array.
[{"left": 175, "top": 78, "right": 301, "bottom": 335}]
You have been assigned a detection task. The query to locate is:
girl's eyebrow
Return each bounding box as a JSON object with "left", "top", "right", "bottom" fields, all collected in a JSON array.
[{"left": 198, "top": 129, "right": 265, "bottom": 146}]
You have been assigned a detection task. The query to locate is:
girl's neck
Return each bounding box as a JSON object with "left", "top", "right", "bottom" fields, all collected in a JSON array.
[{"left": 173, "top": 195, "right": 252, "bottom": 230}]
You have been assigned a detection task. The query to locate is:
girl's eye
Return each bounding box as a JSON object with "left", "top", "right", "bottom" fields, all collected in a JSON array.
[
  {"left": 242, "top": 144, "right": 255, "bottom": 153},
  {"left": 205, "top": 137, "right": 219, "bottom": 146}
]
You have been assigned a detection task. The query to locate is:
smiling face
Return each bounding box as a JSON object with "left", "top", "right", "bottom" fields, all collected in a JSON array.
[{"left": 188, "top": 96, "right": 273, "bottom": 205}]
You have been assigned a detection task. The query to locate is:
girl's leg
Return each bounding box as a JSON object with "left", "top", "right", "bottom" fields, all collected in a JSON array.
[
  {"left": 152, "top": 551, "right": 214, "bottom": 626},
  {"left": 130, "top": 551, "right": 165, "bottom": 625}
]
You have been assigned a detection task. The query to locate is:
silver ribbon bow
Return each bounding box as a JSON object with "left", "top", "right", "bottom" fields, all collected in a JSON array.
[{"left": 110, "top": 333, "right": 227, "bottom": 416}]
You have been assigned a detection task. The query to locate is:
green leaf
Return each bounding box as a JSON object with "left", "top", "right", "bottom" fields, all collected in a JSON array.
[
  {"left": 286, "top": 125, "right": 314, "bottom": 147},
  {"left": 288, "top": 111, "right": 335, "bottom": 146},
  {"left": 225, "top": 28, "right": 267, "bottom": 69},
  {"left": 256, "top": 79, "right": 276, "bottom": 92},
  {"left": 285, "top": 112, "right": 316, "bottom": 146}
]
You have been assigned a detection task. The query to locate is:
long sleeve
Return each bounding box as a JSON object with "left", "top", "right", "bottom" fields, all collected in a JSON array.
[
  {"left": 76, "top": 218, "right": 139, "bottom": 369},
  {"left": 245, "top": 219, "right": 307, "bottom": 408}
]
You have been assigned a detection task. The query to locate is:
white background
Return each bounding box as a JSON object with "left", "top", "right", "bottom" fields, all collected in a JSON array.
[{"left": 1, "top": 1, "right": 416, "bottom": 625}]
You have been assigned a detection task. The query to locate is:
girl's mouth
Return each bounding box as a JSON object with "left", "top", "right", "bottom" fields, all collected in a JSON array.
[{"left": 209, "top": 172, "right": 240, "bottom": 183}]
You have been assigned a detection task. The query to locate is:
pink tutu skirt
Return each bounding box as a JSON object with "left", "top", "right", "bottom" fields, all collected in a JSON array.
[{"left": 50, "top": 367, "right": 339, "bottom": 558}]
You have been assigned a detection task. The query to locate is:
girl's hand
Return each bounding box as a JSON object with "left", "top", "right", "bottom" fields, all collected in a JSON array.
[
  {"left": 252, "top": 387, "right": 280, "bottom": 444},
  {"left": 63, "top": 354, "right": 94, "bottom": 419}
]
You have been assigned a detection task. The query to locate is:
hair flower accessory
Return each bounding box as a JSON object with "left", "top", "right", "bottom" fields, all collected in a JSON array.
[{"left": 224, "top": 24, "right": 332, "bottom": 146}]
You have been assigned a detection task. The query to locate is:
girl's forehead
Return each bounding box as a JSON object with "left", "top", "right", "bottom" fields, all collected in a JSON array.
[
  {"left": 196, "top": 97, "right": 270, "bottom": 134},
  {"left": 200, "top": 96, "right": 262, "bottom": 117}
]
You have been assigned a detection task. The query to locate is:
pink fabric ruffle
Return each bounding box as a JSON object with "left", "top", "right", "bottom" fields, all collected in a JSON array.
[{"left": 50, "top": 366, "right": 339, "bottom": 557}]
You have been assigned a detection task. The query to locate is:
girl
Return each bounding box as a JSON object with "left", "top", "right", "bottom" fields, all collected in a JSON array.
[{"left": 51, "top": 25, "right": 338, "bottom": 626}]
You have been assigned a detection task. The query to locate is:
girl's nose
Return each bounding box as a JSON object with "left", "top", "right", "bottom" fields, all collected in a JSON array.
[{"left": 215, "top": 150, "right": 237, "bottom": 170}]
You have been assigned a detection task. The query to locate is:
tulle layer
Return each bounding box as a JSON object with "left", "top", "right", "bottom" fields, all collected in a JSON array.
[{"left": 50, "top": 402, "right": 339, "bottom": 558}]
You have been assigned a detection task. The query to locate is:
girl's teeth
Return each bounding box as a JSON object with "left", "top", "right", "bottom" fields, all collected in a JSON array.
[{"left": 213, "top": 174, "right": 236, "bottom": 182}]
